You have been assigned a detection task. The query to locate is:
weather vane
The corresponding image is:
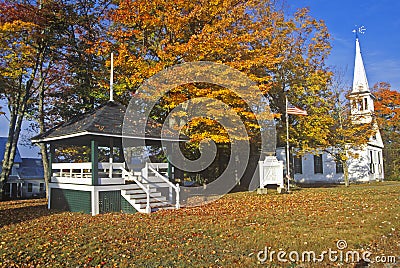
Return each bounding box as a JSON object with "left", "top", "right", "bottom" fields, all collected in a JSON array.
[{"left": 352, "top": 25, "right": 366, "bottom": 38}]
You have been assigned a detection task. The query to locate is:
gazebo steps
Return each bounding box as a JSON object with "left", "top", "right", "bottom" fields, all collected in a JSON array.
[
  {"left": 142, "top": 182, "right": 172, "bottom": 188},
  {"left": 137, "top": 201, "right": 170, "bottom": 210},
  {"left": 120, "top": 164, "right": 180, "bottom": 213},
  {"left": 124, "top": 181, "right": 172, "bottom": 189},
  {"left": 121, "top": 187, "right": 174, "bottom": 213},
  {"left": 151, "top": 204, "right": 177, "bottom": 212},
  {"left": 127, "top": 192, "right": 163, "bottom": 199},
  {"left": 124, "top": 188, "right": 158, "bottom": 195},
  {"left": 144, "top": 176, "right": 170, "bottom": 183}
]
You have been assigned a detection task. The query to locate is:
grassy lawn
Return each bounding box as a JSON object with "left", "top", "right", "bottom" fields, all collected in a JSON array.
[{"left": 0, "top": 182, "right": 399, "bottom": 267}]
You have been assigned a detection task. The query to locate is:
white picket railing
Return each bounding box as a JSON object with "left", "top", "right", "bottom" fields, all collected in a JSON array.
[{"left": 51, "top": 162, "right": 125, "bottom": 185}]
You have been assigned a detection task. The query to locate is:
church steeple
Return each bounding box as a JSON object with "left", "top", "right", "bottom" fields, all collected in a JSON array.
[
  {"left": 352, "top": 37, "right": 370, "bottom": 94},
  {"left": 348, "top": 28, "right": 384, "bottom": 180},
  {"left": 348, "top": 36, "right": 374, "bottom": 124}
]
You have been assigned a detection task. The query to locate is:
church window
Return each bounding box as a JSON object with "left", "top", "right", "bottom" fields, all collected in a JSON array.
[
  {"left": 377, "top": 151, "right": 382, "bottom": 174},
  {"left": 357, "top": 100, "right": 363, "bottom": 111},
  {"left": 314, "top": 154, "right": 323, "bottom": 174},
  {"left": 294, "top": 156, "right": 302, "bottom": 174},
  {"left": 364, "top": 98, "right": 368, "bottom": 110},
  {"left": 369, "top": 151, "right": 375, "bottom": 174},
  {"left": 335, "top": 156, "right": 344, "bottom": 174},
  {"left": 352, "top": 100, "right": 357, "bottom": 110}
]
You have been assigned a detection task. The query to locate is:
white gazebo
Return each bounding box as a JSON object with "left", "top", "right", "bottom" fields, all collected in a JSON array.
[{"left": 32, "top": 101, "right": 184, "bottom": 215}]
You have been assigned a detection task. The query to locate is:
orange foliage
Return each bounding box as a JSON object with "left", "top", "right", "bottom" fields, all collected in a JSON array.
[
  {"left": 100, "top": 0, "right": 331, "bottom": 146},
  {"left": 373, "top": 82, "right": 400, "bottom": 133}
]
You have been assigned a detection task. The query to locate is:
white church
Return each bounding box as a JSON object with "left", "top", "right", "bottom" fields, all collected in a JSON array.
[{"left": 277, "top": 36, "right": 384, "bottom": 184}]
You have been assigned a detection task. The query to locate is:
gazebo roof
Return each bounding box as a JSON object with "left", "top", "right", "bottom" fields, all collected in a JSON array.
[{"left": 31, "top": 101, "right": 186, "bottom": 146}]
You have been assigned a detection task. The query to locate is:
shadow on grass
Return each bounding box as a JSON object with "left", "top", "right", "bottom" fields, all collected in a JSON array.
[
  {"left": 231, "top": 184, "right": 304, "bottom": 194},
  {"left": 297, "top": 183, "right": 342, "bottom": 188},
  {"left": 0, "top": 201, "right": 59, "bottom": 227}
]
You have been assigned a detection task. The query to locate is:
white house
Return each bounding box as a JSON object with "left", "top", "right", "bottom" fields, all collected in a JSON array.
[{"left": 277, "top": 37, "right": 384, "bottom": 184}]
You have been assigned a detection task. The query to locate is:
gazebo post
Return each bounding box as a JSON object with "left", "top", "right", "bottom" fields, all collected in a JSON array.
[
  {"left": 91, "top": 140, "right": 99, "bottom": 186},
  {"left": 48, "top": 143, "right": 55, "bottom": 179},
  {"left": 167, "top": 157, "right": 172, "bottom": 179},
  {"left": 109, "top": 138, "right": 114, "bottom": 178},
  {"left": 119, "top": 146, "right": 124, "bottom": 166},
  {"left": 91, "top": 139, "right": 99, "bottom": 215},
  {"left": 165, "top": 142, "right": 173, "bottom": 180}
]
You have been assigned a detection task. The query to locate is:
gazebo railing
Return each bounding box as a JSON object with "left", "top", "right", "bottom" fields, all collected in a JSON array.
[
  {"left": 147, "top": 165, "right": 180, "bottom": 209},
  {"left": 51, "top": 162, "right": 126, "bottom": 185}
]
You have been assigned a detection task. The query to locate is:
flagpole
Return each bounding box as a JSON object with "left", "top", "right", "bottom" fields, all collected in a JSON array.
[
  {"left": 285, "top": 94, "right": 291, "bottom": 193},
  {"left": 110, "top": 52, "right": 114, "bottom": 102}
]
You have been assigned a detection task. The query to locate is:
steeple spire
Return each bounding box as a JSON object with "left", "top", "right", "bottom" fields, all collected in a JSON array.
[
  {"left": 352, "top": 36, "right": 369, "bottom": 93},
  {"left": 348, "top": 33, "right": 375, "bottom": 125}
]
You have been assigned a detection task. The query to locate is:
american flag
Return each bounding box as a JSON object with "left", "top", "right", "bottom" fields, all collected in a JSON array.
[{"left": 287, "top": 103, "right": 308, "bottom": 116}]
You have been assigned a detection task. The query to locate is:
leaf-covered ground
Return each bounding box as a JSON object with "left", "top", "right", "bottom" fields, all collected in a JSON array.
[{"left": 0, "top": 182, "right": 399, "bottom": 267}]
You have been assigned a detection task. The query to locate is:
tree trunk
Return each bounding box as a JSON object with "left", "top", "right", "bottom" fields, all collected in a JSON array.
[
  {"left": 343, "top": 160, "right": 349, "bottom": 187},
  {"left": 0, "top": 103, "right": 19, "bottom": 200},
  {"left": 0, "top": 106, "right": 26, "bottom": 200},
  {"left": 38, "top": 82, "right": 50, "bottom": 199},
  {"left": 0, "top": 77, "right": 31, "bottom": 200}
]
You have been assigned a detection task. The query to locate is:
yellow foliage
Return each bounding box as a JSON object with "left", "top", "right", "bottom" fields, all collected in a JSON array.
[{"left": 101, "top": 0, "right": 332, "bottom": 148}]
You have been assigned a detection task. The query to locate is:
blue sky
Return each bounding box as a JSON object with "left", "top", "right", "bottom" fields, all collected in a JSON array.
[
  {"left": 2, "top": 0, "right": 400, "bottom": 157},
  {"left": 288, "top": 0, "right": 400, "bottom": 90}
]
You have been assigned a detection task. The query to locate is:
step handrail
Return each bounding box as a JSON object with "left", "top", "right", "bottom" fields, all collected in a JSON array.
[
  {"left": 121, "top": 167, "right": 151, "bottom": 213},
  {"left": 147, "top": 165, "right": 180, "bottom": 209}
]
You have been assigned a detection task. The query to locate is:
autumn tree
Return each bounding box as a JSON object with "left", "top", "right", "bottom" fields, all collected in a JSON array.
[
  {"left": 0, "top": 0, "right": 111, "bottom": 199},
  {"left": 103, "top": 0, "right": 331, "bottom": 157},
  {"left": 41, "top": 0, "right": 112, "bottom": 121},
  {"left": 263, "top": 7, "right": 332, "bottom": 149},
  {"left": 0, "top": 1, "right": 51, "bottom": 199},
  {"left": 32, "top": 0, "right": 112, "bottom": 197},
  {"left": 92, "top": 0, "right": 334, "bottom": 185},
  {"left": 373, "top": 82, "right": 400, "bottom": 180}
]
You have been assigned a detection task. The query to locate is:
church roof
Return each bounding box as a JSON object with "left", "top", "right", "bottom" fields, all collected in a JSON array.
[{"left": 351, "top": 37, "right": 370, "bottom": 94}]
